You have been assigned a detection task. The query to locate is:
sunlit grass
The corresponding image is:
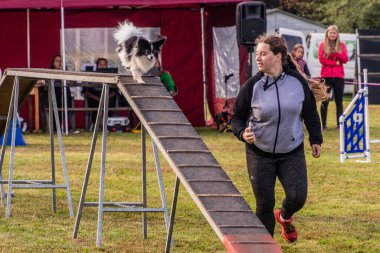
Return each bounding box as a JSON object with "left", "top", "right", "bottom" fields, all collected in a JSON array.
[{"left": 0, "top": 100, "right": 378, "bottom": 252}]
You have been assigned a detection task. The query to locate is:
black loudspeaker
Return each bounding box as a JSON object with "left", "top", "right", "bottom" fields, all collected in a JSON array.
[{"left": 236, "top": 2, "right": 266, "bottom": 47}]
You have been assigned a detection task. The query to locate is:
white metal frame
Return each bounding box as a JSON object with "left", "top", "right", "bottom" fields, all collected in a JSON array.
[
  {"left": 72, "top": 84, "right": 170, "bottom": 248},
  {"left": 0, "top": 77, "right": 74, "bottom": 218},
  {"left": 339, "top": 69, "right": 371, "bottom": 163}
]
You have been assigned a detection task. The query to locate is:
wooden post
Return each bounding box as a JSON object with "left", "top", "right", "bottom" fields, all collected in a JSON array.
[{"left": 32, "top": 86, "right": 40, "bottom": 131}]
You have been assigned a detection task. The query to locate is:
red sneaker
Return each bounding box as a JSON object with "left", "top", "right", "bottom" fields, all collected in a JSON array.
[{"left": 274, "top": 209, "right": 298, "bottom": 243}]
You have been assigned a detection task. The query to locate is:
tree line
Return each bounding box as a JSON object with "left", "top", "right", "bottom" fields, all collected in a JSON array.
[{"left": 264, "top": 0, "right": 380, "bottom": 33}]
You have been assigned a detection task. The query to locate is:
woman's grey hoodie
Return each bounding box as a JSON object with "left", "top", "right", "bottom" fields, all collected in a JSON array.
[{"left": 231, "top": 68, "right": 322, "bottom": 156}]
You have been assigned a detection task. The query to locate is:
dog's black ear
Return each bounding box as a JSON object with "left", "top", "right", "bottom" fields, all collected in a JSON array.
[{"left": 152, "top": 36, "right": 167, "bottom": 50}]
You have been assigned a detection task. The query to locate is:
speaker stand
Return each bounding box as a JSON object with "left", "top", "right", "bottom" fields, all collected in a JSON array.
[{"left": 248, "top": 46, "right": 255, "bottom": 79}]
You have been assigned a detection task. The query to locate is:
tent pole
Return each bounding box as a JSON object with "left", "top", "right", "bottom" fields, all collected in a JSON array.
[
  {"left": 61, "top": 4, "right": 69, "bottom": 135},
  {"left": 201, "top": 7, "right": 207, "bottom": 125},
  {"left": 27, "top": 9, "right": 30, "bottom": 68}
]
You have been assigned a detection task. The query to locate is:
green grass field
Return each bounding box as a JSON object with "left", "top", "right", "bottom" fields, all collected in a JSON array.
[{"left": 0, "top": 101, "right": 379, "bottom": 252}]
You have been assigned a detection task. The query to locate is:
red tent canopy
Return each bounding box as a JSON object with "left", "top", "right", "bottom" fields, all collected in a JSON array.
[
  {"left": 0, "top": 0, "right": 243, "bottom": 9},
  {"left": 0, "top": 1, "right": 248, "bottom": 128}
]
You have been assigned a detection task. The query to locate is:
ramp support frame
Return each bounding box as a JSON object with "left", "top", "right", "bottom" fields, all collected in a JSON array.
[
  {"left": 0, "top": 77, "right": 74, "bottom": 218},
  {"left": 72, "top": 83, "right": 172, "bottom": 248}
]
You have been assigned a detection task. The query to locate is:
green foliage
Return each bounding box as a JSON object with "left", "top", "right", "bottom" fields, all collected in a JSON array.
[
  {"left": 361, "top": 2, "right": 380, "bottom": 29},
  {"left": 280, "top": 0, "right": 380, "bottom": 32}
]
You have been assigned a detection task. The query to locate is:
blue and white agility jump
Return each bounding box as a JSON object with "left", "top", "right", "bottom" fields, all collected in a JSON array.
[{"left": 339, "top": 69, "right": 371, "bottom": 163}]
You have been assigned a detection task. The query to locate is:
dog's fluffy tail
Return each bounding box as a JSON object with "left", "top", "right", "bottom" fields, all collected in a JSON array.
[{"left": 113, "top": 20, "right": 142, "bottom": 44}]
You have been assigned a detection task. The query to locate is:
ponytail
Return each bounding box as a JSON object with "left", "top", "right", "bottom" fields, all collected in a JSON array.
[
  {"left": 284, "top": 53, "right": 298, "bottom": 71},
  {"left": 287, "top": 53, "right": 329, "bottom": 102},
  {"left": 285, "top": 52, "right": 309, "bottom": 82}
]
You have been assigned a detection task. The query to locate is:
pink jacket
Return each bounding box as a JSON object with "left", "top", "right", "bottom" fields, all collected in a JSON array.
[{"left": 318, "top": 42, "right": 348, "bottom": 78}]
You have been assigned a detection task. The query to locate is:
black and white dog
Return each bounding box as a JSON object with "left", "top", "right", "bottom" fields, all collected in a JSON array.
[{"left": 113, "top": 21, "right": 166, "bottom": 83}]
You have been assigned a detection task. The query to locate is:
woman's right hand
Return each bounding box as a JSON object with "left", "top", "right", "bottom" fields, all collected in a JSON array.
[{"left": 243, "top": 127, "right": 256, "bottom": 144}]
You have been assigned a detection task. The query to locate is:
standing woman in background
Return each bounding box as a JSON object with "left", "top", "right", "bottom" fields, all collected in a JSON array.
[{"left": 318, "top": 25, "right": 348, "bottom": 130}]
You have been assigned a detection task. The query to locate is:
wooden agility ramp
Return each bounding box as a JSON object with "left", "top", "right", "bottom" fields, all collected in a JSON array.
[
  {"left": 0, "top": 73, "right": 36, "bottom": 136},
  {"left": 0, "top": 68, "right": 282, "bottom": 253},
  {"left": 117, "top": 76, "right": 282, "bottom": 253}
]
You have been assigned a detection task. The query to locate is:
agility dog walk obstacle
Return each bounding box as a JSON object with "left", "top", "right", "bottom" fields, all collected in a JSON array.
[
  {"left": 0, "top": 69, "right": 282, "bottom": 252},
  {"left": 0, "top": 69, "right": 74, "bottom": 218},
  {"left": 341, "top": 30, "right": 380, "bottom": 162},
  {"left": 340, "top": 31, "right": 380, "bottom": 162}
]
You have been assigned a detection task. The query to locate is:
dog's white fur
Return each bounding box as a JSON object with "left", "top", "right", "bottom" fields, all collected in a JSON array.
[
  {"left": 113, "top": 21, "right": 142, "bottom": 44},
  {"left": 114, "top": 21, "right": 160, "bottom": 83}
]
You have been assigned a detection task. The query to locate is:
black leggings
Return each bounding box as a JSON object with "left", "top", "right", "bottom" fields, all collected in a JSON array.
[
  {"left": 320, "top": 77, "right": 345, "bottom": 128},
  {"left": 246, "top": 147, "right": 307, "bottom": 236}
]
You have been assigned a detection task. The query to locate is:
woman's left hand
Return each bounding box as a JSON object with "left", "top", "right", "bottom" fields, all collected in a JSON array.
[{"left": 312, "top": 144, "right": 321, "bottom": 158}]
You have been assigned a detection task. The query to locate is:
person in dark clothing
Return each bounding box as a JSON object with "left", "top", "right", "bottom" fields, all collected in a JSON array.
[
  {"left": 231, "top": 35, "right": 322, "bottom": 243},
  {"left": 38, "top": 54, "right": 75, "bottom": 132},
  {"left": 82, "top": 58, "right": 117, "bottom": 129}
]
